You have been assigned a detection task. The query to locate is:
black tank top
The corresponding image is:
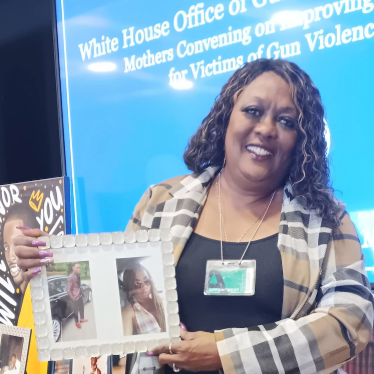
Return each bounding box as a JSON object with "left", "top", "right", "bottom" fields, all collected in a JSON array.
[{"left": 165, "top": 232, "right": 283, "bottom": 374}]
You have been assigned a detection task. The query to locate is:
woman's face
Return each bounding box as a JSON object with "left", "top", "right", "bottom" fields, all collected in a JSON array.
[
  {"left": 3, "top": 219, "right": 25, "bottom": 286},
  {"left": 132, "top": 270, "right": 151, "bottom": 303},
  {"left": 225, "top": 72, "right": 298, "bottom": 187}
]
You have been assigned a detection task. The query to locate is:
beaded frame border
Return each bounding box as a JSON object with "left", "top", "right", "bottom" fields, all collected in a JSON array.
[{"left": 29, "top": 229, "right": 180, "bottom": 362}]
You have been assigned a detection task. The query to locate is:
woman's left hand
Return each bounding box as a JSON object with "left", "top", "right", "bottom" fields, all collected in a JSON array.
[{"left": 147, "top": 326, "right": 222, "bottom": 372}]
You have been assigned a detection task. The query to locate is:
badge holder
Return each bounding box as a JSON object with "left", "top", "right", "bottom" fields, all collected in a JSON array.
[{"left": 204, "top": 260, "right": 256, "bottom": 296}]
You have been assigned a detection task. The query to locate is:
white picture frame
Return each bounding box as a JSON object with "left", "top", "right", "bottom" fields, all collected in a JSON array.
[
  {"left": 29, "top": 229, "right": 180, "bottom": 362},
  {"left": 0, "top": 324, "right": 31, "bottom": 374}
]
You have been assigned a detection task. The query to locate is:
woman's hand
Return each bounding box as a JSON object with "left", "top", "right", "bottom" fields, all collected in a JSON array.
[
  {"left": 14, "top": 228, "right": 52, "bottom": 282},
  {"left": 147, "top": 325, "right": 222, "bottom": 372}
]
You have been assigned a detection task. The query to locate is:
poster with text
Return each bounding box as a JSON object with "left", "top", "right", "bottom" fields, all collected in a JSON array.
[{"left": 0, "top": 177, "right": 70, "bottom": 326}]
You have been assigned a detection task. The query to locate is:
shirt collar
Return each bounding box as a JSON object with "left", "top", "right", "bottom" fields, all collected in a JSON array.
[
  {"left": 169, "top": 166, "right": 295, "bottom": 204},
  {"left": 169, "top": 166, "right": 219, "bottom": 197}
]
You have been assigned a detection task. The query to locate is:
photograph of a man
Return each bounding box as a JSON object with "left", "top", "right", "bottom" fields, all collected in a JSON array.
[
  {"left": 0, "top": 334, "right": 23, "bottom": 374},
  {"left": 67, "top": 263, "right": 88, "bottom": 329},
  {"left": 47, "top": 261, "right": 97, "bottom": 342},
  {"left": 1, "top": 354, "right": 20, "bottom": 374}
]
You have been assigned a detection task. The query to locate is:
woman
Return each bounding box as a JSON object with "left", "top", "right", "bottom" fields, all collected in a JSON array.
[
  {"left": 2, "top": 205, "right": 38, "bottom": 294},
  {"left": 121, "top": 262, "right": 166, "bottom": 336},
  {"left": 14, "top": 59, "right": 373, "bottom": 374}
]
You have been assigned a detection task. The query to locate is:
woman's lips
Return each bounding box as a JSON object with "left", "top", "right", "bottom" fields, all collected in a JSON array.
[
  {"left": 246, "top": 145, "right": 273, "bottom": 161},
  {"left": 10, "top": 265, "right": 20, "bottom": 276}
]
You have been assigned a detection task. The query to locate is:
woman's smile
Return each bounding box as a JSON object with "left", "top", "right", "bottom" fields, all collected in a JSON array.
[{"left": 245, "top": 144, "right": 274, "bottom": 161}]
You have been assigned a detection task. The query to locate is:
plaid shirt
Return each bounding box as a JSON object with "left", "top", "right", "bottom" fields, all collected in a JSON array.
[
  {"left": 127, "top": 166, "right": 373, "bottom": 374},
  {"left": 133, "top": 302, "right": 161, "bottom": 335}
]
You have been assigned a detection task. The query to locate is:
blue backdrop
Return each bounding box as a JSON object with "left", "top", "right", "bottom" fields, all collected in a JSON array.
[{"left": 54, "top": 0, "right": 374, "bottom": 282}]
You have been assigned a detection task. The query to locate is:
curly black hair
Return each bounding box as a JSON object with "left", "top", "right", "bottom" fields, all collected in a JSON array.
[{"left": 184, "top": 59, "right": 341, "bottom": 227}]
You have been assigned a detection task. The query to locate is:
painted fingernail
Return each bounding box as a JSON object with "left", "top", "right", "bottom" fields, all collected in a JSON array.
[
  {"left": 180, "top": 322, "right": 187, "bottom": 330},
  {"left": 145, "top": 352, "right": 154, "bottom": 357},
  {"left": 39, "top": 251, "right": 53, "bottom": 258},
  {"left": 40, "top": 258, "right": 54, "bottom": 265},
  {"left": 32, "top": 240, "right": 47, "bottom": 247},
  {"left": 17, "top": 226, "right": 31, "bottom": 230},
  {"left": 32, "top": 268, "right": 41, "bottom": 275}
]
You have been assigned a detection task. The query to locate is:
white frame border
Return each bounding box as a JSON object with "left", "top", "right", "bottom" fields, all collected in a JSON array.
[
  {"left": 30, "top": 229, "right": 180, "bottom": 362},
  {"left": 0, "top": 324, "right": 32, "bottom": 373}
]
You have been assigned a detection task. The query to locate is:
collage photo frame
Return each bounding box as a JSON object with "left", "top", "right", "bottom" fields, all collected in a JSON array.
[{"left": 29, "top": 229, "right": 180, "bottom": 362}]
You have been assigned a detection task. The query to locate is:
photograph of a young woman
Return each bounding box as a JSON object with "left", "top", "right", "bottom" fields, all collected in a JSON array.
[{"left": 120, "top": 262, "right": 166, "bottom": 336}]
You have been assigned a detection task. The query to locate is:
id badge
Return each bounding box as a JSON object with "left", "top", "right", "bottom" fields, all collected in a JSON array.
[{"left": 204, "top": 260, "right": 256, "bottom": 296}]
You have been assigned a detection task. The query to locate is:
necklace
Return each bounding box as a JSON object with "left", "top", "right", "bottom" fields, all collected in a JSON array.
[
  {"left": 217, "top": 170, "right": 276, "bottom": 265},
  {"left": 216, "top": 177, "right": 262, "bottom": 243}
]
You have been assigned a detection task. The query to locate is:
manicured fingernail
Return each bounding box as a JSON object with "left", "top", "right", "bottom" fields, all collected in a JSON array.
[
  {"left": 32, "top": 268, "right": 41, "bottom": 275},
  {"left": 40, "top": 258, "right": 54, "bottom": 265},
  {"left": 32, "top": 240, "right": 46, "bottom": 247},
  {"left": 39, "top": 251, "right": 53, "bottom": 258},
  {"left": 17, "top": 226, "right": 31, "bottom": 230},
  {"left": 180, "top": 322, "right": 187, "bottom": 330},
  {"left": 145, "top": 352, "right": 154, "bottom": 357}
]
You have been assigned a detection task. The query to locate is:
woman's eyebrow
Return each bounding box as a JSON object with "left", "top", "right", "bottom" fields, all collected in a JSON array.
[{"left": 278, "top": 106, "right": 298, "bottom": 115}]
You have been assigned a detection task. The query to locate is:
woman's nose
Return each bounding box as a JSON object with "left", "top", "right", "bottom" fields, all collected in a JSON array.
[
  {"left": 254, "top": 116, "right": 278, "bottom": 139},
  {"left": 9, "top": 243, "right": 18, "bottom": 262}
]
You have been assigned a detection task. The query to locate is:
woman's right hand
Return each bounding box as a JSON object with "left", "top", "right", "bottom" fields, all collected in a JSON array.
[{"left": 14, "top": 228, "right": 53, "bottom": 282}]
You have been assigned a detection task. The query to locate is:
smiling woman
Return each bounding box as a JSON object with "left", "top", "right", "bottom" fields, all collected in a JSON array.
[
  {"left": 124, "top": 59, "right": 374, "bottom": 374},
  {"left": 12, "top": 58, "right": 374, "bottom": 374},
  {"left": 119, "top": 261, "right": 166, "bottom": 336}
]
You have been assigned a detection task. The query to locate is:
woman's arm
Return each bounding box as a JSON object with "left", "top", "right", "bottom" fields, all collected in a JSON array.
[
  {"left": 213, "top": 213, "right": 373, "bottom": 374},
  {"left": 122, "top": 305, "right": 134, "bottom": 336}
]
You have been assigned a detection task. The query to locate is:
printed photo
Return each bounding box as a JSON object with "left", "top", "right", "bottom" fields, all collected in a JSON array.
[
  {"left": 0, "top": 177, "right": 66, "bottom": 326},
  {"left": 0, "top": 334, "right": 24, "bottom": 374},
  {"left": 47, "top": 261, "right": 97, "bottom": 342},
  {"left": 53, "top": 359, "right": 72, "bottom": 374},
  {"left": 111, "top": 355, "right": 126, "bottom": 374},
  {"left": 116, "top": 256, "right": 167, "bottom": 336},
  {"left": 72, "top": 356, "right": 109, "bottom": 374}
]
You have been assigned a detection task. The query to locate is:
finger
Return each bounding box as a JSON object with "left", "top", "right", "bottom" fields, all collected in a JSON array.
[
  {"left": 13, "top": 235, "right": 48, "bottom": 248},
  {"left": 14, "top": 245, "right": 53, "bottom": 260},
  {"left": 148, "top": 341, "right": 182, "bottom": 356},
  {"left": 180, "top": 328, "right": 197, "bottom": 341},
  {"left": 21, "top": 267, "right": 42, "bottom": 282},
  {"left": 158, "top": 353, "right": 184, "bottom": 368},
  {"left": 16, "top": 228, "right": 49, "bottom": 239},
  {"left": 17, "top": 257, "right": 54, "bottom": 271}
]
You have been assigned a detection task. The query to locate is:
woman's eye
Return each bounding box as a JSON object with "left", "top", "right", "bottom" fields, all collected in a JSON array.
[
  {"left": 244, "top": 108, "right": 261, "bottom": 117},
  {"left": 279, "top": 117, "right": 296, "bottom": 129}
]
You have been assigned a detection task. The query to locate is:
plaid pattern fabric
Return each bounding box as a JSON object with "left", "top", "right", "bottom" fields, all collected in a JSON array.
[
  {"left": 133, "top": 302, "right": 161, "bottom": 335},
  {"left": 127, "top": 166, "right": 373, "bottom": 374}
]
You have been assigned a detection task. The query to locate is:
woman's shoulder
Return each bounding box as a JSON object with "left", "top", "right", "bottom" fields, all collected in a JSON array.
[
  {"left": 127, "top": 173, "right": 191, "bottom": 230},
  {"left": 122, "top": 304, "right": 135, "bottom": 316},
  {"left": 151, "top": 174, "right": 190, "bottom": 191},
  {"left": 140, "top": 173, "right": 190, "bottom": 203}
]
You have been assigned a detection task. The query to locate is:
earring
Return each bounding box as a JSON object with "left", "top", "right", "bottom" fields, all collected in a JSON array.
[{"left": 222, "top": 155, "right": 226, "bottom": 169}]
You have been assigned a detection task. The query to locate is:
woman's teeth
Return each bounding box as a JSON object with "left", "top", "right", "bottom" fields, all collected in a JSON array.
[{"left": 246, "top": 145, "right": 273, "bottom": 156}]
